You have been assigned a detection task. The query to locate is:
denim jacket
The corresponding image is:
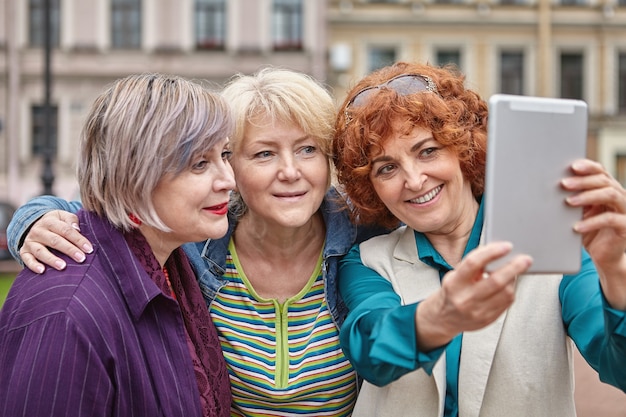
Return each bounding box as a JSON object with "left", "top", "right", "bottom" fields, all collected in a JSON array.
[
  {"left": 183, "top": 187, "right": 385, "bottom": 328},
  {"left": 7, "top": 188, "right": 385, "bottom": 328}
]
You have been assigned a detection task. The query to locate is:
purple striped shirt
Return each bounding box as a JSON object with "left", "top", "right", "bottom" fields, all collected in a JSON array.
[{"left": 0, "top": 211, "right": 207, "bottom": 417}]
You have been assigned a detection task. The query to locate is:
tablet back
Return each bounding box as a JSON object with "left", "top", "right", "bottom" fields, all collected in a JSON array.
[{"left": 484, "top": 94, "right": 587, "bottom": 274}]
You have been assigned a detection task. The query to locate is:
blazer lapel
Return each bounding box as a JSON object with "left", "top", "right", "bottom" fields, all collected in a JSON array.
[
  {"left": 458, "top": 310, "right": 507, "bottom": 417},
  {"left": 393, "top": 227, "right": 507, "bottom": 417},
  {"left": 458, "top": 231, "right": 508, "bottom": 417},
  {"left": 390, "top": 227, "right": 447, "bottom": 416}
]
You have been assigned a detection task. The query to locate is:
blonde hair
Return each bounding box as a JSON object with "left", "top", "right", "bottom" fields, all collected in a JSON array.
[
  {"left": 221, "top": 67, "right": 336, "bottom": 217},
  {"left": 77, "top": 73, "right": 233, "bottom": 231}
]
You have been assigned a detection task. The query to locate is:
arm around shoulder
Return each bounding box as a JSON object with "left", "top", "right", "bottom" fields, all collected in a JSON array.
[{"left": 7, "top": 196, "right": 83, "bottom": 263}]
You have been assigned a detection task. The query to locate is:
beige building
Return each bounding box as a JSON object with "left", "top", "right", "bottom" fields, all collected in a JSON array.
[
  {"left": 1, "top": 0, "right": 626, "bottom": 207},
  {"left": 328, "top": 0, "right": 626, "bottom": 179},
  {"left": 0, "top": 0, "right": 328, "bottom": 206}
]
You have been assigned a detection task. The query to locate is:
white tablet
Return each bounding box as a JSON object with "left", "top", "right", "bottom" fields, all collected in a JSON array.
[{"left": 484, "top": 94, "right": 588, "bottom": 274}]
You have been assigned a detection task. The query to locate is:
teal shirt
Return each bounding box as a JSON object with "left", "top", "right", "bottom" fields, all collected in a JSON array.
[
  {"left": 338, "top": 202, "right": 626, "bottom": 416},
  {"left": 412, "top": 201, "right": 484, "bottom": 417}
]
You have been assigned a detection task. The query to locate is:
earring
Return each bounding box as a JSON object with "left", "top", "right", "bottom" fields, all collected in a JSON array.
[{"left": 128, "top": 213, "right": 142, "bottom": 226}]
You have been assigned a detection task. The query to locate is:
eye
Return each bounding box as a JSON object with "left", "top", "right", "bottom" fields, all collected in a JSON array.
[
  {"left": 222, "top": 150, "right": 232, "bottom": 161},
  {"left": 254, "top": 150, "right": 273, "bottom": 159},
  {"left": 419, "top": 146, "right": 439, "bottom": 159},
  {"left": 374, "top": 163, "right": 396, "bottom": 177},
  {"left": 296, "top": 145, "right": 318, "bottom": 158},
  {"left": 191, "top": 159, "right": 208, "bottom": 171}
]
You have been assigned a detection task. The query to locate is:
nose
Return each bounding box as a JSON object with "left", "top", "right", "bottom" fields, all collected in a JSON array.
[
  {"left": 215, "top": 158, "right": 236, "bottom": 191},
  {"left": 403, "top": 166, "right": 427, "bottom": 191},
  {"left": 277, "top": 154, "right": 301, "bottom": 182}
]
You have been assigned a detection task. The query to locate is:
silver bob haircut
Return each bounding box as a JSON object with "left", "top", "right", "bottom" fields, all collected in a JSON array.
[{"left": 77, "top": 73, "right": 233, "bottom": 231}]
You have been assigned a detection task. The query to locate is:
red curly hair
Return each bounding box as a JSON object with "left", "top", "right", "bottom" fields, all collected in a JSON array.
[{"left": 333, "top": 62, "right": 488, "bottom": 228}]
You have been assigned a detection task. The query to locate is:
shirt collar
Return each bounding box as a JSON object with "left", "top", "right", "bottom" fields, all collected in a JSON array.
[{"left": 414, "top": 197, "right": 484, "bottom": 274}]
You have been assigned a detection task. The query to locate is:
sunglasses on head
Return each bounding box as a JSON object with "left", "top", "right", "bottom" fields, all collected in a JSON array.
[{"left": 344, "top": 73, "right": 438, "bottom": 126}]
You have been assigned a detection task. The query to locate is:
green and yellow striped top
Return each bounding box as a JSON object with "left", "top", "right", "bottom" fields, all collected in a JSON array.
[{"left": 209, "top": 240, "right": 357, "bottom": 416}]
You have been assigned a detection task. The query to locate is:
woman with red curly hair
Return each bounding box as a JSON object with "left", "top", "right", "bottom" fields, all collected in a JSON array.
[{"left": 333, "top": 61, "right": 626, "bottom": 417}]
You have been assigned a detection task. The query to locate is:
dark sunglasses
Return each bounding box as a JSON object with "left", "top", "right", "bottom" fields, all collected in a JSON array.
[{"left": 344, "top": 73, "right": 438, "bottom": 126}]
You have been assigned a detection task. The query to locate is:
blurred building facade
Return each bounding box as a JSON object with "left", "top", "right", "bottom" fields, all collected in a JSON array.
[
  {"left": 328, "top": 0, "right": 626, "bottom": 181},
  {"left": 0, "top": 0, "right": 328, "bottom": 205},
  {"left": 1, "top": 0, "right": 626, "bottom": 206}
]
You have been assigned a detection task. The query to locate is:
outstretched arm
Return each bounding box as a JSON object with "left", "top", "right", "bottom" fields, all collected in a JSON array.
[{"left": 338, "top": 241, "right": 531, "bottom": 386}]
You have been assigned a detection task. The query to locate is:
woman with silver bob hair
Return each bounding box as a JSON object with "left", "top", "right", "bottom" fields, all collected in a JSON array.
[{"left": 0, "top": 73, "right": 235, "bottom": 417}]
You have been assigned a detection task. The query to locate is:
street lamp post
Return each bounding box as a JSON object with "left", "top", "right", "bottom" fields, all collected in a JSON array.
[{"left": 41, "top": 0, "right": 55, "bottom": 195}]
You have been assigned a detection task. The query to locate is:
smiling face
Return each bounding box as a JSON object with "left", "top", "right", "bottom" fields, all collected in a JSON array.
[
  {"left": 149, "top": 137, "right": 235, "bottom": 248},
  {"left": 230, "top": 115, "right": 329, "bottom": 230},
  {"left": 369, "top": 123, "right": 477, "bottom": 236}
]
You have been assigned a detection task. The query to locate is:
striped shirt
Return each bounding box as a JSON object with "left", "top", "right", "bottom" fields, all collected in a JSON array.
[{"left": 210, "top": 240, "right": 357, "bottom": 416}]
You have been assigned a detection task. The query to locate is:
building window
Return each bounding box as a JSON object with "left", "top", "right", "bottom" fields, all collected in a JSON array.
[
  {"left": 619, "top": 53, "right": 626, "bottom": 113},
  {"left": 560, "top": 52, "right": 584, "bottom": 100},
  {"left": 29, "top": 0, "right": 60, "bottom": 48},
  {"left": 31, "top": 105, "right": 58, "bottom": 156},
  {"left": 560, "top": 0, "right": 586, "bottom": 5},
  {"left": 500, "top": 51, "right": 524, "bottom": 95},
  {"left": 272, "top": 0, "right": 302, "bottom": 51},
  {"left": 111, "top": 0, "right": 141, "bottom": 49},
  {"left": 500, "top": 0, "right": 527, "bottom": 4},
  {"left": 436, "top": 49, "right": 462, "bottom": 70},
  {"left": 195, "top": 0, "right": 226, "bottom": 50},
  {"left": 367, "top": 46, "right": 396, "bottom": 73},
  {"left": 617, "top": 154, "right": 626, "bottom": 186}
]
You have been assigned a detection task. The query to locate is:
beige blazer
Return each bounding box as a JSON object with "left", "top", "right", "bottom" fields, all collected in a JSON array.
[{"left": 352, "top": 226, "right": 576, "bottom": 417}]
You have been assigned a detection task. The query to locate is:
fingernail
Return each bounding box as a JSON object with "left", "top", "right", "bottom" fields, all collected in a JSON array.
[
  {"left": 55, "top": 259, "right": 67, "bottom": 270},
  {"left": 499, "top": 242, "right": 513, "bottom": 252},
  {"left": 74, "top": 252, "right": 86, "bottom": 263},
  {"left": 36, "top": 265, "right": 45, "bottom": 274},
  {"left": 83, "top": 243, "right": 93, "bottom": 253},
  {"left": 71, "top": 223, "right": 80, "bottom": 231}
]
